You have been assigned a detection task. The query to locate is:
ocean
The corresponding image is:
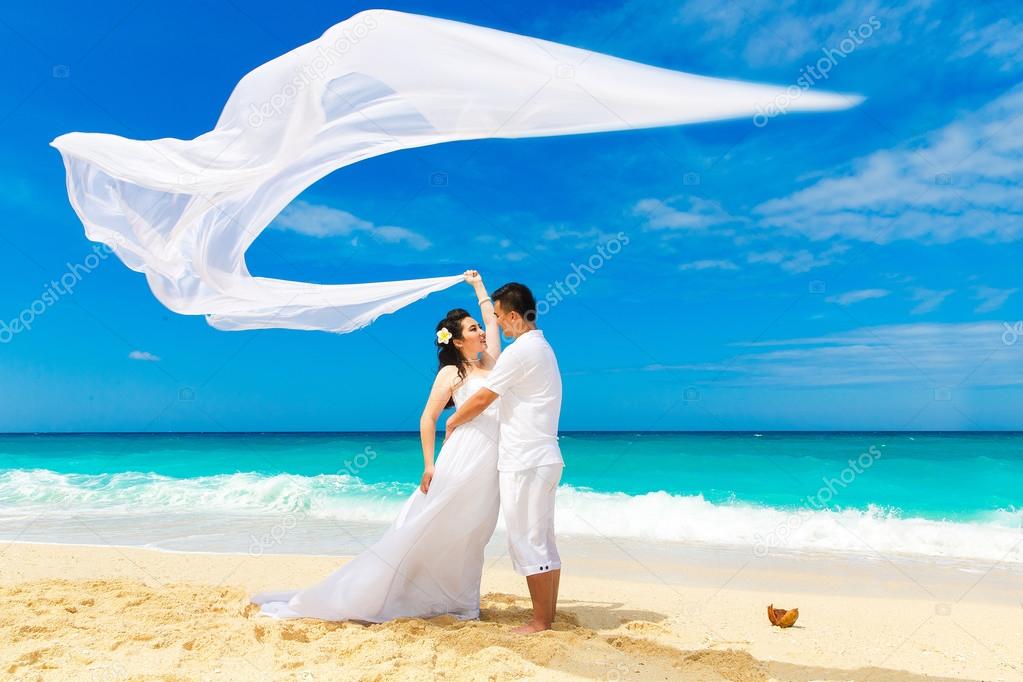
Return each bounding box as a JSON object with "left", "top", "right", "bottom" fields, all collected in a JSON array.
[{"left": 1, "top": 432, "right": 1021, "bottom": 564}]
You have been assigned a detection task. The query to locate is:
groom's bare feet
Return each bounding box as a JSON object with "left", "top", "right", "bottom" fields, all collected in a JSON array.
[
  {"left": 511, "top": 620, "right": 551, "bottom": 634},
  {"left": 514, "top": 569, "right": 559, "bottom": 634}
]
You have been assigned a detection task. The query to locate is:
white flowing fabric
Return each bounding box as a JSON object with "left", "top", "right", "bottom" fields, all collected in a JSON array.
[
  {"left": 251, "top": 373, "right": 501, "bottom": 621},
  {"left": 51, "top": 9, "right": 860, "bottom": 334}
]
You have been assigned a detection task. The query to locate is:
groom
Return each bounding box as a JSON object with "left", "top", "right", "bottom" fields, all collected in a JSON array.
[{"left": 445, "top": 282, "right": 564, "bottom": 633}]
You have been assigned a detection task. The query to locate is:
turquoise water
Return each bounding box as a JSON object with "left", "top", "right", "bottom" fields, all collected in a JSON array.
[{"left": 1, "top": 432, "right": 1021, "bottom": 562}]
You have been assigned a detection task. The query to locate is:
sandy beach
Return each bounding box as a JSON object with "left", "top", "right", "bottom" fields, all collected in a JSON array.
[{"left": 1, "top": 541, "right": 1020, "bottom": 681}]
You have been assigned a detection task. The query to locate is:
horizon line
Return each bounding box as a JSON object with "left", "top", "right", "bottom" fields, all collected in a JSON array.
[{"left": 2, "top": 430, "right": 1022, "bottom": 436}]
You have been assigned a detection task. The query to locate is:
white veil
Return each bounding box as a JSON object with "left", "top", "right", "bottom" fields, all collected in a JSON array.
[{"left": 51, "top": 9, "right": 860, "bottom": 333}]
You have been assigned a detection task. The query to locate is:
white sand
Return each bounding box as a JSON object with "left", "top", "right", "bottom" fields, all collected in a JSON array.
[{"left": 1, "top": 542, "right": 1020, "bottom": 681}]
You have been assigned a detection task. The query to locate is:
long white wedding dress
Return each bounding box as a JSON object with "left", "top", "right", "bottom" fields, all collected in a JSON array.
[{"left": 251, "top": 373, "right": 500, "bottom": 621}]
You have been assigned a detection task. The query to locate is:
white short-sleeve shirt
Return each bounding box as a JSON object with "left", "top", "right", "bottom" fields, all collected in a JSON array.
[{"left": 483, "top": 329, "right": 563, "bottom": 472}]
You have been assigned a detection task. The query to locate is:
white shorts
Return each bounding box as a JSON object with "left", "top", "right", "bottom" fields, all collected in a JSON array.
[{"left": 499, "top": 464, "right": 563, "bottom": 576}]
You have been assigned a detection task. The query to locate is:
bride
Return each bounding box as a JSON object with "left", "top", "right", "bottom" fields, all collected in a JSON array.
[{"left": 251, "top": 270, "right": 502, "bottom": 621}]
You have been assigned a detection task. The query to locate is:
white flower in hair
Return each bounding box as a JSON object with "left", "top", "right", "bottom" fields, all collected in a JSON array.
[{"left": 436, "top": 327, "right": 452, "bottom": 345}]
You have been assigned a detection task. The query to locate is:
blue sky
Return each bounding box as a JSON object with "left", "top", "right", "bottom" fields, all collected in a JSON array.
[{"left": 1, "top": 0, "right": 1021, "bottom": 431}]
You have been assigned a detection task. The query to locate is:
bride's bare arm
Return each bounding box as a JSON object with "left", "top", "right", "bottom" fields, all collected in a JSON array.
[
  {"left": 464, "top": 270, "right": 501, "bottom": 365},
  {"left": 418, "top": 365, "right": 458, "bottom": 493}
]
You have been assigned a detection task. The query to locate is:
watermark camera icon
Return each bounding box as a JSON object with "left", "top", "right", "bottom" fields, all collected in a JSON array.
[
  {"left": 682, "top": 601, "right": 702, "bottom": 617},
  {"left": 1002, "top": 321, "right": 1023, "bottom": 346}
]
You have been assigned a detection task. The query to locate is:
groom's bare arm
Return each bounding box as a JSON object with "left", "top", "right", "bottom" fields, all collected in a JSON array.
[{"left": 445, "top": 388, "right": 499, "bottom": 439}]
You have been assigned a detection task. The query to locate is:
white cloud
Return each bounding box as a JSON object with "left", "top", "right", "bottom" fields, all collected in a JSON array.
[
  {"left": 679, "top": 259, "right": 739, "bottom": 271},
  {"left": 826, "top": 288, "right": 890, "bottom": 306},
  {"left": 737, "top": 1, "right": 902, "bottom": 67},
  {"left": 909, "top": 287, "right": 954, "bottom": 315},
  {"left": 953, "top": 17, "right": 1023, "bottom": 71},
  {"left": 128, "top": 350, "right": 160, "bottom": 362},
  {"left": 474, "top": 235, "right": 530, "bottom": 262},
  {"left": 718, "top": 321, "right": 1023, "bottom": 387},
  {"left": 745, "top": 244, "right": 847, "bottom": 273},
  {"left": 371, "top": 225, "right": 430, "bottom": 249},
  {"left": 755, "top": 85, "right": 1023, "bottom": 243},
  {"left": 542, "top": 224, "right": 599, "bottom": 241},
  {"left": 272, "top": 200, "right": 431, "bottom": 250},
  {"left": 540, "top": 223, "right": 621, "bottom": 250},
  {"left": 973, "top": 286, "right": 1018, "bottom": 313},
  {"left": 597, "top": 321, "right": 1023, "bottom": 388},
  {"left": 642, "top": 362, "right": 735, "bottom": 372},
  {"left": 632, "top": 196, "right": 737, "bottom": 233},
  {"left": 552, "top": 0, "right": 923, "bottom": 69}
]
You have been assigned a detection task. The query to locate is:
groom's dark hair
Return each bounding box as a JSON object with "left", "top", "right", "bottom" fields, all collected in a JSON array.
[{"left": 492, "top": 282, "right": 537, "bottom": 323}]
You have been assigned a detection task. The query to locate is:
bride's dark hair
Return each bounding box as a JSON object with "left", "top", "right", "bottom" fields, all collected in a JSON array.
[{"left": 436, "top": 308, "right": 471, "bottom": 408}]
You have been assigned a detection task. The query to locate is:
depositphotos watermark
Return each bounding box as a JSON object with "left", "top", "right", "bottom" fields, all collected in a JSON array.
[
  {"left": 249, "top": 508, "right": 310, "bottom": 557},
  {"left": 753, "top": 444, "right": 883, "bottom": 557},
  {"left": 338, "top": 446, "right": 379, "bottom": 477},
  {"left": 754, "top": 16, "right": 881, "bottom": 128},
  {"left": 247, "top": 11, "right": 381, "bottom": 128},
  {"left": 1002, "top": 321, "right": 1023, "bottom": 346},
  {"left": 534, "top": 231, "right": 630, "bottom": 319},
  {"left": 1, "top": 243, "right": 117, "bottom": 344}
]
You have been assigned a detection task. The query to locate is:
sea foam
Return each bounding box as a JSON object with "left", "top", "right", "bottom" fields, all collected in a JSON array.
[{"left": 2, "top": 469, "right": 1020, "bottom": 563}]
